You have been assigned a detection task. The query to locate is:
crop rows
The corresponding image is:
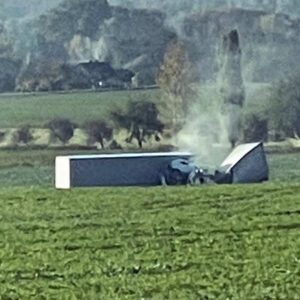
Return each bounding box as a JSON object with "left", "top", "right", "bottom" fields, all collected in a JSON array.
[{"left": 0, "top": 183, "right": 299, "bottom": 299}]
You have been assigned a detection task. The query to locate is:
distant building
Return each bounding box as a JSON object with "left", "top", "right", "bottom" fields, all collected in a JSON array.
[{"left": 73, "top": 60, "right": 134, "bottom": 89}]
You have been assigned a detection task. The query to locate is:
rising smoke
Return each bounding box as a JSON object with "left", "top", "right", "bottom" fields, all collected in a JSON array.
[
  {"left": 175, "top": 29, "right": 245, "bottom": 168},
  {"left": 176, "top": 103, "right": 230, "bottom": 168}
]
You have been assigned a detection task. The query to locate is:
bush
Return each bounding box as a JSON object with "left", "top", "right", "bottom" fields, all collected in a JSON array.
[
  {"left": 13, "top": 126, "right": 33, "bottom": 145},
  {"left": 47, "top": 119, "right": 74, "bottom": 144},
  {"left": 84, "top": 120, "right": 113, "bottom": 149}
]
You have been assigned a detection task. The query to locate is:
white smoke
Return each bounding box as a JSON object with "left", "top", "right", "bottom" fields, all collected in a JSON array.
[{"left": 175, "top": 85, "right": 232, "bottom": 169}]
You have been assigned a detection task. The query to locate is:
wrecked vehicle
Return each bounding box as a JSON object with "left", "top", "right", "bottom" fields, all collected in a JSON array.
[
  {"left": 159, "top": 158, "right": 207, "bottom": 185},
  {"left": 162, "top": 142, "right": 269, "bottom": 185},
  {"left": 55, "top": 142, "right": 268, "bottom": 189}
]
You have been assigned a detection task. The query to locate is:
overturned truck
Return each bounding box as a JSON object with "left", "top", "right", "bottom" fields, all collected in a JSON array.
[{"left": 55, "top": 142, "right": 268, "bottom": 189}]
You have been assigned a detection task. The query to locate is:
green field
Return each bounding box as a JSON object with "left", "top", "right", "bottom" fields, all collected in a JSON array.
[
  {"left": 0, "top": 88, "right": 299, "bottom": 298},
  {"left": 0, "top": 150, "right": 298, "bottom": 298},
  {"left": 0, "top": 83, "right": 269, "bottom": 129},
  {"left": 0, "top": 183, "right": 299, "bottom": 299},
  {"left": 0, "top": 89, "right": 160, "bottom": 128}
]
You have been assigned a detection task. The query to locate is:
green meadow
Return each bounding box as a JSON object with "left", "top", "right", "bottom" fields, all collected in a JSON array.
[
  {"left": 0, "top": 88, "right": 299, "bottom": 299},
  {"left": 0, "top": 89, "right": 160, "bottom": 128},
  {"left": 0, "top": 183, "right": 299, "bottom": 299},
  {"left": 0, "top": 150, "right": 298, "bottom": 298}
]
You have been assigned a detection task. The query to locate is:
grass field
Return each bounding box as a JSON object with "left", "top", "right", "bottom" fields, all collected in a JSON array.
[
  {"left": 0, "top": 183, "right": 299, "bottom": 299},
  {"left": 0, "top": 87, "right": 299, "bottom": 298},
  {"left": 0, "top": 89, "right": 160, "bottom": 128},
  {"left": 0, "top": 83, "right": 268, "bottom": 129},
  {"left": 0, "top": 150, "right": 298, "bottom": 298}
]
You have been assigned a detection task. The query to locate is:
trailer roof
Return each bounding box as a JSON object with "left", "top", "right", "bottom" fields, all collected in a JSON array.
[
  {"left": 220, "top": 142, "right": 262, "bottom": 173},
  {"left": 57, "top": 152, "right": 193, "bottom": 160}
]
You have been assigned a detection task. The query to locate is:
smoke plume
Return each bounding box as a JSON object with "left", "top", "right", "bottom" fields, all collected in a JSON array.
[
  {"left": 175, "top": 101, "right": 230, "bottom": 169},
  {"left": 219, "top": 29, "right": 245, "bottom": 148},
  {"left": 175, "top": 29, "right": 245, "bottom": 168}
]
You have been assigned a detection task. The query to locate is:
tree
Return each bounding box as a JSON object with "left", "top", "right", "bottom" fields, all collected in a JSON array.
[
  {"left": 47, "top": 119, "right": 74, "bottom": 144},
  {"left": 85, "top": 120, "right": 113, "bottom": 149},
  {"left": 112, "top": 101, "right": 164, "bottom": 149},
  {"left": 268, "top": 73, "right": 300, "bottom": 139},
  {"left": 156, "top": 40, "right": 193, "bottom": 130}
]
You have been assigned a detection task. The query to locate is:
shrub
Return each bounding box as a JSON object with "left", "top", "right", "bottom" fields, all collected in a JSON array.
[
  {"left": 13, "top": 126, "right": 33, "bottom": 145},
  {"left": 84, "top": 120, "right": 113, "bottom": 149},
  {"left": 47, "top": 119, "right": 74, "bottom": 144}
]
